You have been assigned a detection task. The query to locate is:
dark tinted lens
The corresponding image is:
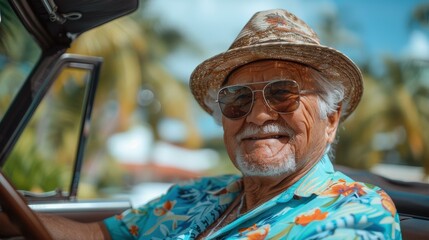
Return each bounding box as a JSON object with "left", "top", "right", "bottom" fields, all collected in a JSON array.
[
  {"left": 264, "top": 81, "right": 300, "bottom": 113},
  {"left": 218, "top": 85, "right": 253, "bottom": 119}
]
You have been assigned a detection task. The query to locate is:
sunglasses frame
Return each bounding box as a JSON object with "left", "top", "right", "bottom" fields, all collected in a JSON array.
[{"left": 215, "top": 79, "right": 319, "bottom": 120}]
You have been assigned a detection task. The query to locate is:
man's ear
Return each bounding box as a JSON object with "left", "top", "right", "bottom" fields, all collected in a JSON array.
[{"left": 326, "top": 104, "right": 342, "bottom": 144}]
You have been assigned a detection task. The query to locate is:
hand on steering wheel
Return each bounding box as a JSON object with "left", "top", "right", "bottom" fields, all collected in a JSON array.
[{"left": 0, "top": 171, "right": 52, "bottom": 239}]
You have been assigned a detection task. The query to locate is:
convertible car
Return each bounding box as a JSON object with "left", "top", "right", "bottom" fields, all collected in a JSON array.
[{"left": 0, "top": 0, "right": 428, "bottom": 239}]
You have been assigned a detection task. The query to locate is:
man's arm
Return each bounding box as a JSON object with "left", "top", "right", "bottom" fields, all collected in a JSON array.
[
  {"left": 0, "top": 212, "right": 110, "bottom": 240},
  {"left": 38, "top": 213, "right": 111, "bottom": 240},
  {"left": 0, "top": 212, "right": 20, "bottom": 237}
]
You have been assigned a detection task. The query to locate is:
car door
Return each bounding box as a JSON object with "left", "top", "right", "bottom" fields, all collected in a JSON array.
[{"left": 1, "top": 53, "right": 131, "bottom": 223}]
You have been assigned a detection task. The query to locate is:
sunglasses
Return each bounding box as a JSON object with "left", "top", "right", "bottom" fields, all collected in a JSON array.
[{"left": 216, "top": 80, "right": 318, "bottom": 119}]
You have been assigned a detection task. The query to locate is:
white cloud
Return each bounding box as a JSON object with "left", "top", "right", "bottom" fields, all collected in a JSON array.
[
  {"left": 107, "top": 125, "right": 219, "bottom": 170},
  {"left": 107, "top": 125, "right": 154, "bottom": 164},
  {"left": 403, "top": 30, "right": 429, "bottom": 60}
]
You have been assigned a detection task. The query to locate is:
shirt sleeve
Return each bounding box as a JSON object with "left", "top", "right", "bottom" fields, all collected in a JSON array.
[
  {"left": 103, "top": 175, "right": 242, "bottom": 239},
  {"left": 103, "top": 197, "right": 161, "bottom": 240},
  {"left": 103, "top": 211, "right": 135, "bottom": 240}
]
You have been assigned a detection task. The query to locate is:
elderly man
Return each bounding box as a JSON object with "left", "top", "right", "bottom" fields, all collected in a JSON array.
[
  {"left": 101, "top": 9, "right": 401, "bottom": 239},
  {"left": 1, "top": 8, "right": 401, "bottom": 240}
]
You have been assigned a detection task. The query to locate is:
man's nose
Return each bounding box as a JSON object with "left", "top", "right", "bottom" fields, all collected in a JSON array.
[{"left": 246, "top": 93, "right": 278, "bottom": 125}]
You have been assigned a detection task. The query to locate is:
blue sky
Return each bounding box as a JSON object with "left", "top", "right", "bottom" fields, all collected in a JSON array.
[
  {"left": 144, "top": 0, "right": 429, "bottom": 139},
  {"left": 146, "top": 0, "right": 429, "bottom": 78}
]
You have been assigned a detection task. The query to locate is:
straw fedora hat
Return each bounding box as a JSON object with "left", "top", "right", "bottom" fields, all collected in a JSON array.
[{"left": 189, "top": 9, "right": 363, "bottom": 122}]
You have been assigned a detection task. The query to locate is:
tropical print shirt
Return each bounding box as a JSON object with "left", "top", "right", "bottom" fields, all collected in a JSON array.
[{"left": 104, "top": 154, "right": 401, "bottom": 239}]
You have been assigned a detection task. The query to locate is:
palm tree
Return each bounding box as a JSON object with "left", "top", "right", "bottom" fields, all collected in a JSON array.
[
  {"left": 1, "top": 1, "right": 204, "bottom": 193},
  {"left": 411, "top": 3, "right": 429, "bottom": 29},
  {"left": 59, "top": 5, "right": 205, "bottom": 196},
  {"left": 319, "top": 4, "right": 429, "bottom": 180},
  {"left": 0, "top": 1, "right": 41, "bottom": 116},
  {"left": 335, "top": 57, "right": 429, "bottom": 180},
  {"left": 0, "top": 0, "right": 14, "bottom": 50},
  {"left": 65, "top": 11, "right": 202, "bottom": 149},
  {"left": 335, "top": 74, "right": 388, "bottom": 169}
]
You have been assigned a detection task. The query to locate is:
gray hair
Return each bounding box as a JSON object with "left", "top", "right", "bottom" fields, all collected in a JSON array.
[
  {"left": 205, "top": 88, "right": 224, "bottom": 125},
  {"left": 205, "top": 71, "right": 345, "bottom": 125},
  {"left": 309, "top": 69, "right": 346, "bottom": 120}
]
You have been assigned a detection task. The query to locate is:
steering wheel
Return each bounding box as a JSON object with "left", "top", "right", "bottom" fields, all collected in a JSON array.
[{"left": 0, "top": 171, "right": 52, "bottom": 239}]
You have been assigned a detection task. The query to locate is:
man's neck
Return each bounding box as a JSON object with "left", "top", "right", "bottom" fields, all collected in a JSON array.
[{"left": 240, "top": 154, "right": 323, "bottom": 214}]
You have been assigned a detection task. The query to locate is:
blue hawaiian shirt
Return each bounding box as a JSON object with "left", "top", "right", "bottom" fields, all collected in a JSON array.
[{"left": 104, "top": 154, "right": 402, "bottom": 239}]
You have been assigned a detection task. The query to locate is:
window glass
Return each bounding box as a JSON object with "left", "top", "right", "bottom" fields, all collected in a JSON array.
[{"left": 3, "top": 66, "right": 91, "bottom": 195}]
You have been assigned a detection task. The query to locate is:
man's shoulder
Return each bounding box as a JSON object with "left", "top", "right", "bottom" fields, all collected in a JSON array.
[
  {"left": 327, "top": 170, "right": 397, "bottom": 216},
  {"left": 332, "top": 170, "right": 388, "bottom": 196},
  {"left": 333, "top": 170, "right": 385, "bottom": 191}
]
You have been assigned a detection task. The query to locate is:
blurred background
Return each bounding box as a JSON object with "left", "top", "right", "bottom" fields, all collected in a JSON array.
[{"left": 1, "top": 0, "right": 428, "bottom": 204}]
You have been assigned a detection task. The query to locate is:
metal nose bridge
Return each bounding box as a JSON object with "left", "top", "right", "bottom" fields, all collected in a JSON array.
[
  {"left": 249, "top": 88, "right": 267, "bottom": 103},
  {"left": 248, "top": 88, "right": 275, "bottom": 113}
]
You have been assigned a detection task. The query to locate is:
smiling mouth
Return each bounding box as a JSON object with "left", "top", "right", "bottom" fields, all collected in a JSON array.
[
  {"left": 236, "top": 123, "right": 295, "bottom": 142},
  {"left": 242, "top": 134, "right": 290, "bottom": 141}
]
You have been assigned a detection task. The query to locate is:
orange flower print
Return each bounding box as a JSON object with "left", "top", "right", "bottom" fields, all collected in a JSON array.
[
  {"left": 129, "top": 225, "right": 139, "bottom": 236},
  {"left": 295, "top": 208, "right": 328, "bottom": 226},
  {"left": 239, "top": 224, "right": 258, "bottom": 234},
  {"left": 115, "top": 214, "right": 123, "bottom": 220},
  {"left": 239, "top": 224, "right": 270, "bottom": 240},
  {"left": 377, "top": 190, "right": 397, "bottom": 217},
  {"left": 323, "top": 180, "right": 366, "bottom": 197},
  {"left": 154, "top": 200, "right": 175, "bottom": 216}
]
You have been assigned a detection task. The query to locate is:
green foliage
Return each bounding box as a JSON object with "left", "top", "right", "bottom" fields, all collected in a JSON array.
[
  {"left": 3, "top": 144, "right": 68, "bottom": 192},
  {"left": 0, "top": 1, "right": 16, "bottom": 52},
  {"left": 0, "top": 1, "right": 41, "bottom": 117},
  {"left": 323, "top": 3, "right": 429, "bottom": 179},
  {"left": 335, "top": 57, "right": 429, "bottom": 179}
]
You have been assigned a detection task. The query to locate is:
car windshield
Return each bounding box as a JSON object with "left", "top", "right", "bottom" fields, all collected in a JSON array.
[{"left": 0, "top": 0, "right": 428, "bottom": 207}]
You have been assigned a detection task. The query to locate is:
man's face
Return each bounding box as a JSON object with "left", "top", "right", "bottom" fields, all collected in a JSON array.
[{"left": 221, "top": 60, "right": 340, "bottom": 177}]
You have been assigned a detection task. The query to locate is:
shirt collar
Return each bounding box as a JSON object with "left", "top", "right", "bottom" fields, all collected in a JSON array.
[
  {"left": 205, "top": 154, "right": 336, "bottom": 239},
  {"left": 277, "top": 153, "right": 335, "bottom": 201},
  {"left": 210, "top": 153, "right": 336, "bottom": 203}
]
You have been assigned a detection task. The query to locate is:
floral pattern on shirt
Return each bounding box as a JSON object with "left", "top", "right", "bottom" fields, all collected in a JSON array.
[
  {"left": 104, "top": 154, "right": 402, "bottom": 239},
  {"left": 295, "top": 208, "right": 328, "bottom": 226}
]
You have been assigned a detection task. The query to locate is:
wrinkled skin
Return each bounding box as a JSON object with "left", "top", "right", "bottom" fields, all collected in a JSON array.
[{"left": 221, "top": 60, "right": 341, "bottom": 211}]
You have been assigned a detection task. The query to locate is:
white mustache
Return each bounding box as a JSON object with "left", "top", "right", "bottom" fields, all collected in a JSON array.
[{"left": 236, "top": 123, "right": 295, "bottom": 141}]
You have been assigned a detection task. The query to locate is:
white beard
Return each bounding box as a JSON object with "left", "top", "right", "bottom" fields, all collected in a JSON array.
[
  {"left": 234, "top": 123, "right": 297, "bottom": 177},
  {"left": 235, "top": 149, "right": 297, "bottom": 176}
]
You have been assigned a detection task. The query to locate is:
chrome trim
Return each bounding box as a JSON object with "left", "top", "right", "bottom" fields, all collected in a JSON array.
[{"left": 29, "top": 200, "right": 131, "bottom": 213}]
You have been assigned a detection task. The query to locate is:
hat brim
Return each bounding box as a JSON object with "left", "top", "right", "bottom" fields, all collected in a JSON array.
[{"left": 190, "top": 42, "right": 363, "bottom": 122}]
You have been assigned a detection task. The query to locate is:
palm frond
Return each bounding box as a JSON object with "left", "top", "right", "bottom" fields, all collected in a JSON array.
[{"left": 0, "top": 1, "right": 18, "bottom": 52}]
